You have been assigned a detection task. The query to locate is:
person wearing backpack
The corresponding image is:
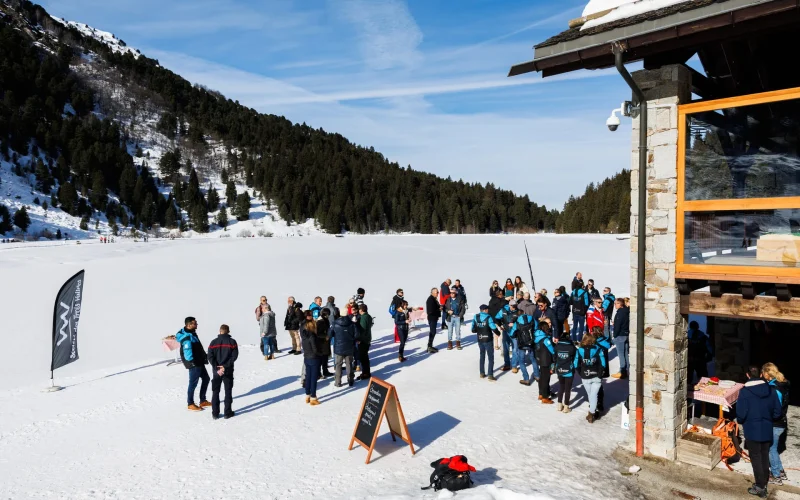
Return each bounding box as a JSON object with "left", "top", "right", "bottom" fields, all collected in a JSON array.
[
  {"left": 591, "top": 326, "right": 612, "bottom": 417},
  {"left": 440, "top": 279, "right": 451, "bottom": 330},
  {"left": 763, "top": 363, "right": 790, "bottom": 486},
  {"left": 472, "top": 305, "right": 501, "bottom": 381},
  {"left": 570, "top": 284, "right": 590, "bottom": 343},
  {"left": 357, "top": 304, "right": 373, "bottom": 380},
  {"left": 390, "top": 289, "right": 404, "bottom": 343},
  {"left": 445, "top": 288, "right": 464, "bottom": 350},
  {"left": 509, "top": 311, "right": 538, "bottom": 386},
  {"left": 395, "top": 301, "right": 411, "bottom": 362},
  {"left": 554, "top": 333, "right": 577, "bottom": 413},
  {"left": 207, "top": 324, "right": 239, "bottom": 419},
  {"left": 573, "top": 333, "right": 607, "bottom": 423},
  {"left": 533, "top": 322, "right": 556, "bottom": 404},
  {"left": 737, "top": 365, "right": 783, "bottom": 498}
]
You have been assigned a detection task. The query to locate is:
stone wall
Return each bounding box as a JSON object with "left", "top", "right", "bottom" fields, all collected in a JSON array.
[{"left": 628, "top": 65, "right": 691, "bottom": 460}]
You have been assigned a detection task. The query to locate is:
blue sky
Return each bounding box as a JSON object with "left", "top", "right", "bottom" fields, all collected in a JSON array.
[{"left": 41, "top": 0, "right": 635, "bottom": 209}]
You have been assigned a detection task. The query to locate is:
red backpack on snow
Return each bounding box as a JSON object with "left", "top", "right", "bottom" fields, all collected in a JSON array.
[{"left": 421, "top": 455, "right": 476, "bottom": 492}]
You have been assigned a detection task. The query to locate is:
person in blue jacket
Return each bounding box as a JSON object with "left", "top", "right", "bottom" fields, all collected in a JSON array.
[
  {"left": 554, "top": 333, "right": 576, "bottom": 413},
  {"left": 176, "top": 316, "right": 210, "bottom": 412},
  {"left": 764, "top": 363, "right": 790, "bottom": 485},
  {"left": 534, "top": 322, "right": 556, "bottom": 404},
  {"left": 574, "top": 334, "right": 607, "bottom": 424},
  {"left": 592, "top": 326, "right": 612, "bottom": 416},
  {"left": 310, "top": 297, "right": 323, "bottom": 319},
  {"left": 570, "top": 285, "right": 590, "bottom": 343},
  {"left": 601, "top": 287, "right": 615, "bottom": 336},
  {"left": 737, "top": 365, "right": 782, "bottom": 498},
  {"left": 472, "top": 305, "right": 501, "bottom": 381},
  {"left": 499, "top": 300, "right": 516, "bottom": 372},
  {"left": 509, "top": 312, "right": 538, "bottom": 385}
]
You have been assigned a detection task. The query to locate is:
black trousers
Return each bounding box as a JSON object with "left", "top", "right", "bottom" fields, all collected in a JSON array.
[
  {"left": 358, "top": 342, "right": 371, "bottom": 377},
  {"left": 398, "top": 326, "right": 409, "bottom": 358},
  {"left": 428, "top": 318, "right": 438, "bottom": 347},
  {"left": 598, "top": 385, "right": 605, "bottom": 412},
  {"left": 441, "top": 312, "right": 447, "bottom": 329},
  {"left": 538, "top": 352, "right": 552, "bottom": 399},
  {"left": 211, "top": 372, "right": 234, "bottom": 417},
  {"left": 747, "top": 440, "right": 771, "bottom": 488},
  {"left": 558, "top": 376, "right": 573, "bottom": 405}
]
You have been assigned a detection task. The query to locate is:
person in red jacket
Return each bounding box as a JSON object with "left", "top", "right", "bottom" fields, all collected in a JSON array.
[
  {"left": 586, "top": 298, "right": 605, "bottom": 333},
  {"left": 440, "top": 279, "right": 451, "bottom": 330}
]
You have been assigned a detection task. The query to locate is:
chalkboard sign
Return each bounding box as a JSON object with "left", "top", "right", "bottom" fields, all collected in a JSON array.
[{"left": 349, "top": 377, "right": 415, "bottom": 464}]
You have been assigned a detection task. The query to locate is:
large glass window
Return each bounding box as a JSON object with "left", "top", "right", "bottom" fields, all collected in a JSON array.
[
  {"left": 685, "top": 99, "right": 800, "bottom": 200},
  {"left": 684, "top": 209, "right": 800, "bottom": 267}
]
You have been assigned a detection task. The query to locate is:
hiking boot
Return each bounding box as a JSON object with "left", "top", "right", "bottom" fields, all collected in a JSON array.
[
  {"left": 748, "top": 485, "right": 768, "bottom": 498},
  {"left": 224, "top": 411, "right": 235, "bottom": 419},
  {"left": 487, "top": 376, "right": 497, "bottom": 382},
  {"left": 769, "top": 475, "right": 783, "bottom": 486},
  {"left": 557, "top": 403, "right": 564, "bottom": 411},
  {"left": 541, "top": 398, "right": 554, "bottom": 405},
  {"left": 586, "top": 412, "right": 595, "bottom": 423},
  {"left": 501, "top": 366, "right": 511, "bottom": 372},
  {"left": 480, "top": 374, "right": 486, "bottom": 379},
  {"left": 519, "top": 380, "right": 531, "bottom": 386},
  {"left": 447, "top": 341, "right": 453, "bottom": 350},
  {"left": 538, "top": 395, "right": 543, "bottom": 401},
  {"left": 511, "top": 368, "right": 519, "bottom": 374},
  {"left": 456, "top": 341, "right": 462, "bottom": 350},
  {"left": 268, "top": 354, "right": 274, "bottom": 360},
  {"left": 199, "top": 400, "right": 212, "bottom": 408},
  {"left": 309, "top": 398, "right": 320, "bottom": 406},
  {"left": 264, "top": 355, "right": 269, "bottom": 361},
  {"left": 562, "top": 406, "right": 571, "bottom": 414},
  {"left": 187, "top": 403, "right": 203, "bottom": 412}
]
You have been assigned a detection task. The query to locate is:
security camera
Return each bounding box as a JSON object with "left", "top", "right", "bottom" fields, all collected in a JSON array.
[{"left": 606, "top": 113, "right": 620, "bottom": 132}]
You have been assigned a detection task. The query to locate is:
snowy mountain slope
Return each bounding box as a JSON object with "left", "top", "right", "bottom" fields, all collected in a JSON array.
[
  {"left": 51, "top": 16, "right": 141, "bottom": 59},
  {"left": 0, "top": 234, "right": 637, "bottom": 499}
]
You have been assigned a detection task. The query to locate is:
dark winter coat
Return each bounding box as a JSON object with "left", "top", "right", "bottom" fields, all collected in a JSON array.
[
  {"left": 316, "top": 317, "right": 331, "bottom": 357},
  {"left": 736, "top": 379, "right": 782, "bottom": 442},
  {"left": 440, "top": 282, "right": 450, "bottom": 306},
  {"left": 207, "top": 333, "right": 238, "bottom": 374},
  {"left": 391, "top": 294, "right": 404, "bottom": 312},
  {"left": 176, "top": 328, "right": 208, "bottom": 369},
  {"left": 444, "top": 296, "right": 463, "bottom": 318},
  {"left": 301, "top": 326, "right": 323, "bottom": 360},
  {"left": 586, "top": 286, "right": 601, "bottom": 301},
  {"left": 769, "top": 379, "right": 790, "bottom": 429},
  {"left": 612, "top": 306, "right": 630, "bottom": 338},
  {"left": 489, "top": 285, "right": 501, "bottom": 298},
  {"left": 323, "top": 301, "right": 336, "bottom": 319},
  {"left": 284, "top": 305, "right": 301, "bottom": 330},
  {"left": 488, "top": 295, "right": 506, "bottom": 320},
  {"left": 359, "top": 313, "right": 373, "bottom": 344},
  {"left": 570, "top": 288, "right": 590, "bottom": 317},
  {"left": 552, "top": 294, "right": 570, "bottom": 323},
  {"left": 537, "top": 306, "right": 557, "bottom": 330},
  {"left": 555, "top": 340, "right": 576, "bottom": 378},
  {"left": 687, "top": 328, "right": 713, "bottom": 362},
  {"left": 471, "top": 312, "right": 500, "bottom": 343},
  {"left": 601, "top": 293, "right": 616, "bottom": 319},
  {"left": 426, "top": 295, "right": 441, "bottom": 321},
  {"left": 571, "top": 276, "right": 584, "bottom": 291},
  {"left": 330, "top": 316, "right": 356, "bottom": 356}
]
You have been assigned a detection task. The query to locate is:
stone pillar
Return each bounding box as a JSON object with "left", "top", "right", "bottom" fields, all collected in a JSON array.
[{"left": 628, "top": 65, "right": 692, "bottom": 460}]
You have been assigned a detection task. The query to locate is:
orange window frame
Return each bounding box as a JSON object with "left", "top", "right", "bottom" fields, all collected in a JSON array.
[{"left": 676, "top": 86, "right": 800, "bottom": 281}]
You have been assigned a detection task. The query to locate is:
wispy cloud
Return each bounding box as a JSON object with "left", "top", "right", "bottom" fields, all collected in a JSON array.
[{"left": 335, "top": 0, "right": 423, "bottom": 70}]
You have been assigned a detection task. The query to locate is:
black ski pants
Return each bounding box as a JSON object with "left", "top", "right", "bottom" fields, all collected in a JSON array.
[{"left": 211, "top": 372, "right": 234, "bottom": 418}]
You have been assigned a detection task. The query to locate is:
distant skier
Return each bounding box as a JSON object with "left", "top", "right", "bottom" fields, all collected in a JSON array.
[
  {"left": 176, "top": 317, "right": 210, "bottom": 412},
  {"left": 207, "top": 324, "right": 238, "bottom": 420}
]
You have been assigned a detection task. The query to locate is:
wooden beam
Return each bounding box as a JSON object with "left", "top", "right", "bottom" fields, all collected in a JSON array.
[
  {"left": 681, "top": 291, "right": 800, "bottom": 323},
  {"left": 682, "top": 64, "right": 723, "bottom": 99}
]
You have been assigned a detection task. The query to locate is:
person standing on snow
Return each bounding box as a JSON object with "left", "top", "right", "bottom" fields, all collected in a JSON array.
[
  {"left": 255, "top": 296, "right": 273, "bottom": 353},
  {"left": 571, "top": 272, "right": 584, "bottom": 293},
  {"left": 353, "top": 288, "right": 366, "bottom": 309},
  {"left": 452, "top": 279, "right": 467, "bottom": 317},
  {"left": 357, "top": 304, "right": 373, "bottom": 380},
  {"left": 611, "top": 298, "right": 630, "bottom": 379},
  {"left": 390, "top": 289, "right": 405, "bottom": 343},
  {"left": 177, "top": 317, "right": 211, "bottom": 412},
  {"left": 472, "top": 304, "right": 501, "bottom": 381},
  {"left": 440, "top": 279, "right": 451, "bottom": 330},
  {"left": 554, "top": 332, "right": 577, "bottom": 413},
  {"left": 426, "top": 288, "right": 442, "bottom": 353},
  {"left": 499, "top": 300, "right": 517, "bottom": 372},
  {"left": 601, "top": 287, "right": 616, "bottom": 336},
  {"left": 586, "top": 298, "right": 605, "bottom": 333},
  {"left": 591, "top": 325, "right": 612, "bottom": 417},
  {"left": 503, "top": 278, "right": 515, "bottom": 302},
  {"left": 737, "top": 365, "right": 782, "bottom": 498},
  {"left": 259, "top": 304, "right": 278, "bottom": 360},
  {"left": 488, "top": 289, "right": 506, "bottom": 351},
  {"left": 395, "top": 301, "right": 411, "bottom": 362},
  {"left": 536, "top": 297, "right": 558, "bottom": 338},
  {"left": 574, "top": 334, "right": 607, "bottom": 424},
  {"left": 489, "top": 280, "right": 501, "bottom": 299},
  {"left": 323, "top": 296, "right": 337, "bottom": 319},
  {"left": 284, "top": 296, "right": 302, "bottom": 355},
  {"left": 570, "top": 283, "right": 590, "bottom": 343},
  {"left": 586, "top": 279, "right": 601, "bottom": 301},
  {"left": 764, "top": 363, "right": 790, "bottom": 486},
  {"left": 552, "top": 286, "right": 571, "bottom": 340},
  {"left": 317, "top": 309, "right": 333, "bottom": 378},
  {"left": 517, "top": 292, "right": 536, "bottom": 316},
  {"left": 514, "top": 276, "right": 530, "bottom": 299},
  {"left": 330, "top": 308, "right": 357, "bottom": 387},
  {"left": 534, "top": 321, "right": 556, "bottom": 404},
  {"left": 300, "top": 311, "right": 324, "bottom": 405},
  {"left": 445, "top": 288, "right": 464, "bottom": 350},
  {"left": 509, "top": 309, "right": 538, "bottom": 386},
  {"left": 207, "top": 324, "right": 238, "bottom": 420}
]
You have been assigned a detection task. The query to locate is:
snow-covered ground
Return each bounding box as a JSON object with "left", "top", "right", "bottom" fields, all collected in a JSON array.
[{"left": 0, "top": 234, "right": 639, "bottom": 499}]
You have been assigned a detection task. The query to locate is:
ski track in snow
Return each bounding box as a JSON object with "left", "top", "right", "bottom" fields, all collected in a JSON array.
[{"left": 0, "top": 235, "right": 640, "bottom": 499}]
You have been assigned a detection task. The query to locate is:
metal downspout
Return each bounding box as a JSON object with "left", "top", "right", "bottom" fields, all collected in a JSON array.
[{"left": 614, "top": 44, "right": 647, "bottom": 458}]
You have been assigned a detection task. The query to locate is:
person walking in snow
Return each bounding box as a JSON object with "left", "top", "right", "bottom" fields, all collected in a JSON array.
[
  {"left": 426, "top": 288, "right": 442, "bottom": 353},
  {"left": 176, "top": 316, "right": 211, "bottom": 412},
  {"left": 259, "top": 304, "right": 278, "bottom": 360},
  {"left": 284, "top": 296, "right": 302, "bottom": 355},
  {"left": 514, "top": 276, "right": 529, "bottom": 299},
  {"left": 330, "top": 308, "right": 357, "bottom": 387},
  {"left": 445, "top": 288, "right": 464, "bottom": 350},
  {"left": 310, "top": 296, "right": 323, "bottom": 319},
  {"left": 395, "top": 301, "right": 411, "bottom": 362},
  {"left": 574, "top": 333, "right": 607, "bottom": 424},
  {"left": 554, "top": 332, "right": 577, "bottom": 413},
  {"left": 472, "top": 304, "right": 501, "bottom": 381},
  {"left": 440, "top": 279, "right": 451, "bottom": 330},
  {"left": 534, "top": 322, "right": 555, "bottom": 404},
  {"left": 207, "top": 324, "right": 238, "bottom": 420}
]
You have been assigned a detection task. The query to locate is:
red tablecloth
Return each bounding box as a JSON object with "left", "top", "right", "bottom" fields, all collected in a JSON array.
[
  {"left": 408, "top": 309, "right": 426, "bottom": 324},
  {"left": 688, "top": 378, "right": 744, "bottom": 411}
]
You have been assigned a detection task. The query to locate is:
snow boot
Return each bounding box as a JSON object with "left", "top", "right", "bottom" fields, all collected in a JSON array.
[
  {"left": 519, "top": 380, "right": 531, "bottom": 386},
  {"left": 305, "top": 396, "right": 311, "bottom": 404},
  {"left": 586, "top": 412, "right": 595, "bottom": 423},
  {"left": 447, "top": 341, "right": 453, "bottom": 350},
  {"left": 199, "top": 400, "right": 212, "bottom": 408},
  {"left": 487, "top": 375, "right": 497, "bottom": 382},
  {"left": 456, "top": 341, "right": 462, "bottom": 350},
  {"left": 557, "top": 403, "right": 563, "bottom": 411},
  {"left": 264, "top": 355, "right": 269, "bottom": 361},
  {"left": 501, "top": 366, "right": 511, "bottom": 372},
  {"left": 562, "top": 406, "right": 571, "bottom": 414},
  {"left": 187, "top": 403, "right": 203, "bottom": 412},
  {"left": 309, "top": 398, "right": 320, "bottom": 406}
]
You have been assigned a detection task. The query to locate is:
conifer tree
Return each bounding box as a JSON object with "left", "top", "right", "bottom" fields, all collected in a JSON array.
[
  {"left": 57, "top": 181, "right": 78, "bottom": 215},
  {"left": 216, "top": 206, "right": 228, "bottom": 230},
  {"left": 90, "top": 171, "right": 107, "bottom": 210},
  {"left": 190, "top": 204, "right": 209, "bottom": 233},
  {"left": 0, "top": 205, "right": 12, "bottom": 234},
  {"left": 164, "top": 203, "right": 177, "bottom": 229},
  {"left": 206, "top": 184, "right": 219, "bottom": 211},
  {"left": 226, "top": 181, "right": 237, "bottom": 207},
  {"left": 234, "top": 192, "right": 250, "bottom": 221}
]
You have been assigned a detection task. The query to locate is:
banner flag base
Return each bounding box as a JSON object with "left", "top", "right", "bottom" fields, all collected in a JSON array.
[{"left": 43, "top": 385, "right": 64, "bottom": 392}]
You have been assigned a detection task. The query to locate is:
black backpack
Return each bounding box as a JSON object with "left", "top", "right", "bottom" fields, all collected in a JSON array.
[
  {"left": 421, "top": 456, "right": 475, "bottom": 492},
  {"left": 516, "top": 317, "right": 535, "bottom": 349},
  {"left": 579, "top": 346, "right": 602, "bottom": 379}
]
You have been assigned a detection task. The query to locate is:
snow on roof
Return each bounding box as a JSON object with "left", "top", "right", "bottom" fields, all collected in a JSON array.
[
  {"left": 52, "top": 17, "right": 140, "bottom": 58},
  {"left": 582, "top": 0, "right": 692, "bottom": 30}
]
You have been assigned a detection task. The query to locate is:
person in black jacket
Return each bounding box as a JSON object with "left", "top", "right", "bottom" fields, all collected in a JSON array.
[
  {"left": 487, "top": 289, "right": 506, "bottom": 322},
  {"left": 426, "top": 288, "right": 441, "bottom": 353},
  {"left": 301, "top": 312, "right": 324, "bottom": 405},
  {"left": 552, "top": 286, "right": 570, "bottom": 338},
  {"left": 329, "top": 310, "right": 357, "bottom": 387},
  {"left": 284, "top": 296, "right": 302, "bottom": 354},
  {"left": 611, "top": 298, "right": 630, "bottom": 379},
  {"left": 395, "top": 301, "right": 411, "bottom": 362},
  {"left": 317, "top": 310, "right": 333, "bottom": 378},
  {"left": 207, "top": 324, "right": 239, "bottom": 420}
]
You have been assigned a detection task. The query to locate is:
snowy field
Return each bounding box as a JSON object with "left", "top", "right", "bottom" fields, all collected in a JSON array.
[{"left": 0, "top": 234, "right": 640, "bottom": 499}]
